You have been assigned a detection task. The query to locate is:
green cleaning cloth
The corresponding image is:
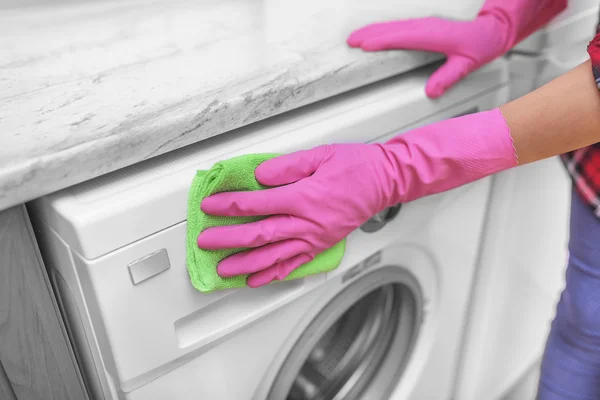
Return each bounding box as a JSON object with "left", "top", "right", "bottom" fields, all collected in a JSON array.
[{"left": 186, "top": 153, "right": 346, "bottom": 293}]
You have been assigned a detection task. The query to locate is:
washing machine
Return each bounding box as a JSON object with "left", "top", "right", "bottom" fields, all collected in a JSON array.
[{"left": 29, "top": 60, "right": 509, "bottom": 400}]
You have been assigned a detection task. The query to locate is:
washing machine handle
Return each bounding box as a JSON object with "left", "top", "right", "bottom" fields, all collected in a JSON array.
[{"left": 360, "top": 203, "right": 402, "bottom": 233}]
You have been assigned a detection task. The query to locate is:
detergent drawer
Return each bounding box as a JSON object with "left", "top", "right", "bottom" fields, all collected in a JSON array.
[{"left": 30, "top": 60, "right": 509, "bottom": 400}]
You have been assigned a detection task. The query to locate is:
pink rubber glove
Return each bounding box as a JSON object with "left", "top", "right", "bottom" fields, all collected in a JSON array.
[
  {"left": 347, "top": 0, "right": 566, "bottom": 98},
  {"left": 197, "top": 109, "right": 518, "bottom": 288}
]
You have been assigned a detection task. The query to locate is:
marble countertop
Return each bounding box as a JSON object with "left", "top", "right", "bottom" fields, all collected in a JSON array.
[{"left": 0, "top": 0, "right": 483, "bottom": 211}]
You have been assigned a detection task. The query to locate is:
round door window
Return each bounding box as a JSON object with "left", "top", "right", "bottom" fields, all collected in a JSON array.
[{"left": 267, "top": 267, "right": 422, "bottom": 400}]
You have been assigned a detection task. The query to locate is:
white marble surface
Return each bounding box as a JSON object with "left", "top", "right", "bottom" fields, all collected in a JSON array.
[{"left": 0, "top": 0, "right": 485, "bottom": 210}]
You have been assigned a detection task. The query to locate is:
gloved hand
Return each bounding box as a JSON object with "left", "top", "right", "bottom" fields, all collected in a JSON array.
[
  {"left": 197, "top": 109, "right": 517, "bottom": 287},
  {"left": 347, "top": 0, "right": 566, "bottom": 98}
]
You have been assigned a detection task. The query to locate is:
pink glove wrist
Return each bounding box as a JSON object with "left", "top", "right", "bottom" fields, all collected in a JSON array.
[
  {"left": 382, "top": 108, "right": 517, "bottom": 204},
  {"left": 478, "top": 0, "right": 568, "bottom": 50}
]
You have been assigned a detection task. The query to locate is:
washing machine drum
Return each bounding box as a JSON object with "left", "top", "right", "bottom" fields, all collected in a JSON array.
[{"left": 268, "top": 267, "right": 422, "bottom": 400}]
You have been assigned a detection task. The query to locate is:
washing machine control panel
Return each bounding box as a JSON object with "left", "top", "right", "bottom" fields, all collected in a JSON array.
[{"left": 360, "top": 203, "right": 402, "bottom": 233}]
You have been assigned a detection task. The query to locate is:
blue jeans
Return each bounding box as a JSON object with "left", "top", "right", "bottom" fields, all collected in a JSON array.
[{"left": 538, "top": 190, "right": 600, "bottom": 399}]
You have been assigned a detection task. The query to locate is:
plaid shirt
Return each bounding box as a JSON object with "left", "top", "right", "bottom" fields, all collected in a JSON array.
[{"left": 560, "top": 30, "right": 600, "bottom": 216}]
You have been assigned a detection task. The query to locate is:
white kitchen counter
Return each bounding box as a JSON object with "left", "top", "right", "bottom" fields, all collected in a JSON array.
[{"left": 0, "top": 0, "right": 485, "bottom": 210}]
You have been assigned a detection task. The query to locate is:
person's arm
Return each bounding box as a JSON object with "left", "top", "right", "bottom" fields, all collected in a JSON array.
[
  {"left": 197, "top": 40, "right": 600, "bottom": 288},
  {"left": 504, "top": 60, "right": 600, "bottom": 164}
]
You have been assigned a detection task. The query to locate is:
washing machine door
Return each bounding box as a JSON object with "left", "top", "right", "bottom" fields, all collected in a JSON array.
[{"left": 266, "top": 266, "right": 422, "bottom": 400}]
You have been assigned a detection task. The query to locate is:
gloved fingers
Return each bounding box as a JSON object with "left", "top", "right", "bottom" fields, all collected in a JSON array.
[
  {"left": 424, "top": 55, "right": 476, "bottom": 98},
  {"left": 247, "top": 253, "right": 314, "bottom": 288},
  {"left": 197, "top": 215, "right": 309, "bottom": 250},
  {"left": 347, "top": 20, "right": 404, "bottom": 47},
  {"left": 347, "top": 19, "right": 448, "bottom": 47},
  {"left": 217, "top": 239, "right": 311, "bottom": 277},
  {"left": 351, "top": 18, "right": 462, "bottom": 53},
  {"left": 256, "top": 145, "right": 328, "bottom": 186},
  {"left": 201, "top": 184, "right": 294, "bottom": 217}
]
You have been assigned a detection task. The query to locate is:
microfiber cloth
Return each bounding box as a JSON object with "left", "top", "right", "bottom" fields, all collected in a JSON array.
[{"left": 186, "top": 153, "right": 346, "bottom": 293}]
